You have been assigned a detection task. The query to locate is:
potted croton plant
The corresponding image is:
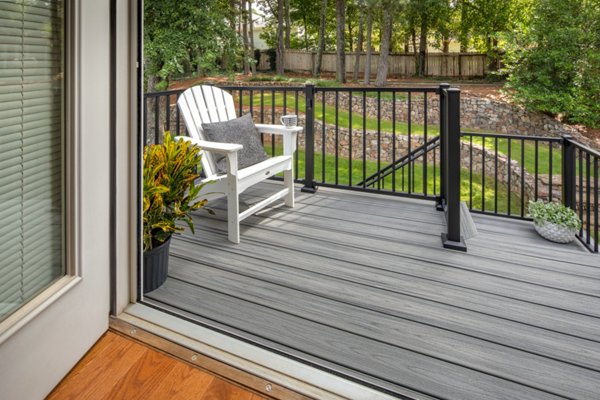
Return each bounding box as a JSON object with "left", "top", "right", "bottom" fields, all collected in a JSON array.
[
  {"left": 528, "top": 200, "right": 581, "bottom": 244},
  {"left": 143, "top": 132, "right": 210, "bottom": 293}
]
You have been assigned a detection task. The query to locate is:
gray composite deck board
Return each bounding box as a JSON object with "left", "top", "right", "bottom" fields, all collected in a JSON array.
[{"left": 145, "top": 182, "right": 600, "bottom": 400}]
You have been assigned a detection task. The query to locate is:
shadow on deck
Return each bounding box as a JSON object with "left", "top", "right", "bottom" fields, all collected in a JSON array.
[{"left": 145, "top": 181, "right": 600, "bottom": 400}]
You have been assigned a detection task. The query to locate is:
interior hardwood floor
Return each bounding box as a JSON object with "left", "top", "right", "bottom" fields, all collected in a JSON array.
[{"left": 47, "top": 331, "right": 268, "bottom": 400}]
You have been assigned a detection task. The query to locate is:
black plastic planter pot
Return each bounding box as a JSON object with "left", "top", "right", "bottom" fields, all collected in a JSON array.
[{"left": 143, "top": 236, "right": 171, "bottom": 293}]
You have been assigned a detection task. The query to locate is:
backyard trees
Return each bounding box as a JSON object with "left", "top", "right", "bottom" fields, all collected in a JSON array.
[
  {"left": 458, "top": 0, "right": 522, "bottom": 70},
  {"left": 503, "top": 0, "right": 600, "bottom": 128},
  {"left": 144, "top": 0, "right": 239, "bottom": 91},
  {"left": 406, "top": 0, "right": 449, "bottom": 76}
]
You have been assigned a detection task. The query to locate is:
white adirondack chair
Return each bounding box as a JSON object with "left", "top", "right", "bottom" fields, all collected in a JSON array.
[{"left": 176, "top": 85, "right": 301, "bottom": 243}]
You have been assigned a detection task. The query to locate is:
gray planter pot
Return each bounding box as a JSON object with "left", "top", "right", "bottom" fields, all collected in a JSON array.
[
  {"left": 534, "top": 221, "right": 577, "bottom": 244},
  {"left": 143, "top": 236, "right": 171, "bottom": 293}
]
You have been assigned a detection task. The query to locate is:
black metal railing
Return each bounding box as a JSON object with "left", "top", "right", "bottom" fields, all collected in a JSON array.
[
  {"left": 306, "top": 86, "right": 441, "bottom": 200},
  {"left": 460, "top": 132, "right": 563, "bottom": 218},
  {"left": 143, "top": 83, "right": 598, "bottom": 253},
  {"left": 570, "top": 141, "right": 599, "bottom": 252}
]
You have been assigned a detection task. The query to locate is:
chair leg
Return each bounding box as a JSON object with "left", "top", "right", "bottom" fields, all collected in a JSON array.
[
  {"left": 284, "top": 168, "right": 294, "bottom": 207},
  {"left": 227, "top": 184, "right": 240, "bottom": 244}
]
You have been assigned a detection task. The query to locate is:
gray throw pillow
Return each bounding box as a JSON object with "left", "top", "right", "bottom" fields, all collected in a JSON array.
[{"left": 201, "top": 113, "right": 269, "bottom": 174}]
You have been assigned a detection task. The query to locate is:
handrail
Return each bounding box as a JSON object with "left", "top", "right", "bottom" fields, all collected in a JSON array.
[{"left": 357, "top": 136, "right": 440, "bottom": 188}]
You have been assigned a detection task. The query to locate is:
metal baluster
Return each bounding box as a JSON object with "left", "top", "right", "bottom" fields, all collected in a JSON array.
[
  {"left": 549, "top": 143, "right": 553, "bottom": 202},
  {"left": 335, "top": 91, "right": 339, "bottom": 185},
  {"left": 362, "top": 91, "right": 366, "bottom": 188},
  {"left": 521, "top": 139, "right": 525, "bottom": 218},
  {"left": 408, "top": 92, "right": 412, "bottom": 194},
  {"left": 348, "top": 90, "right": 353, "bottom": 187},
  {"left": 534, "top": 140, "right": 539, "bottom": 201},
  {"left": 423, "top": 92, "right": 428, "bottom": 196},
  {"left": 586, "top": 152, "right": 591, "bottom": 244},
  {"left": 377, "top": 91, "right": 381, "bottom": 190},
  {"left": 482, "top": 137, "right": 486, "bottom": 212},
  {"left": 322, "top": 91, "right": 326, "bottom": 183},
  {"left": 507, "top": 138, "right": 512, "bottom": 215},
  {"left": 392, "top": 91, "right": 396, "bottom": 192},
  {"left": 469, "top": 135, "right": 473, "bottom": 209},
  {"left": 494, "top": 137, "right": 498, "bottom": 214}
]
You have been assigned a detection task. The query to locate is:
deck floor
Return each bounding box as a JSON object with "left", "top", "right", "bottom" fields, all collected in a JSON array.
[{"left": 145, "top": 182, "right": 600, "bottom": 400}]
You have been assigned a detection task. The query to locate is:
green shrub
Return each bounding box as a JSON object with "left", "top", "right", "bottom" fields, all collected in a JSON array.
[
  {"left": 502, "top": 0, "right": 600, "bottom": 128},
  {"left": 527, "top": 200, "right": 581, "bottom": 230}
]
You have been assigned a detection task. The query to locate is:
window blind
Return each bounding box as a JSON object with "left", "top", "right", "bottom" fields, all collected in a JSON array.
[{"left": 0, "top": 0, "right": 65, "bottom": 321}]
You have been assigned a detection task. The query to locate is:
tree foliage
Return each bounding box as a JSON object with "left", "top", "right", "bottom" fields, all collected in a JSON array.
[
  {"left": 503, "top": 0, "right": 600, "bottom": 127},
  {"left": 144, "top": 0, "right": 240, "bottom": 91}
]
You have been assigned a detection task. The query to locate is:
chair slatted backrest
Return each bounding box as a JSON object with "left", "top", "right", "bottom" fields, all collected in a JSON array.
[{"left": 177, "top": 85, "right": 237, "bottom": 178}]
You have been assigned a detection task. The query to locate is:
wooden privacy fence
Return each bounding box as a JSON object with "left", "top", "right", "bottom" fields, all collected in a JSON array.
[{"left": 258, "top": 50, "right": 488, "bottom": 78}]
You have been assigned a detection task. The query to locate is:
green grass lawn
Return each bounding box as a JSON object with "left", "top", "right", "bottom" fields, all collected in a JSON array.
[
  {"left": 468, "top": 135, "right": 563, "bottom": 176},
  {"left": 244, "top": 92, "right": 439, "bottom": 137},
  {"left": 268, "top": 144, "right": 523, "bottom": 215}
]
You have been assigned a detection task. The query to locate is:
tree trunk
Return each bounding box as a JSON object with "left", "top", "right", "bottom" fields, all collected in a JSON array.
[
  {"left": 363, "top": 7, "right": 373, "bottom": 84},
  {"left": 347, "top": 18, "right": 353, "bottom": 52},
  {"left": 375, "top": 4, "right": 392, "bottom": 87},
  {"left": 313, "top": 0, "right": 327, "bottom": 77},
  {"left": 285, "top": 0, "right": 291, "bottom": 49},
  {"left": 442, "top": 35, "right": 450, "bottom": 53},
  {"left": 147, "top": 74, "right": 158, "bottom": 93},
  {"left": 459, "top": 0, "right": 468, "bottom": 52},
  {"left": 489, "top": 37, "right": 499, "bottom": 71},
  {"left": 222, "top": 0, "right": 237, "bottom": 70},
  {"left": 276, "top": 0, "right": 285, "bottom": 75},
  {"left": 242, "top": 0, "right": 249, "bottom": 75},
  {"left": 303, "top": 15, "right": 309, "bottom": 50},
  {"left": 249, "top": 0, "right": 256, "bottom": 74},
  {"left": 418, "top": 16, "right": 428, "bottom": 77},
  {"left": 336, "top": 0, "right": 346, "bottom": 83},
  {"left": 353, "top": 12, "right": 364, "bottom": 82}
]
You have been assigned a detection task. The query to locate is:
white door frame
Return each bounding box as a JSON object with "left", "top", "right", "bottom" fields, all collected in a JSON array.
[{"left": 0, "top": 1, "right": 135, "bottom": 398}]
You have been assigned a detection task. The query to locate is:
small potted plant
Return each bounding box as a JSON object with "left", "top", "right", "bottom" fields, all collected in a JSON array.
[
  {"left": 143, "top": 132, "right": 210, "bottom": 293},
  {"left": 528, "top": 200, "right": 581, "bottom": 244}
]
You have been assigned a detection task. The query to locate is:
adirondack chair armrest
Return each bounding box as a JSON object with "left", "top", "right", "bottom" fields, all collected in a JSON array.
[
  {"left": 254, "top": 124, "right": 302, "bottom": 136},
  {"left": 254, "top": 124, "right": 301, "bottom": 155},
  {"left": 175, "top": 135, "right": 241, "bottom": 177},
  {"left": 174, "top": 136, "right": 243, "bottom": 155}
]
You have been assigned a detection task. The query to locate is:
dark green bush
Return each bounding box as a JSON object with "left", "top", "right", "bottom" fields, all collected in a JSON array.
[{"left": 503, "top": 0, "right": 600, "bottom": 128}]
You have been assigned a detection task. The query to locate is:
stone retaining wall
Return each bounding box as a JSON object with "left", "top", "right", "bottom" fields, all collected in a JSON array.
[{"left": 320, "top": 91, "right": 591, "bottom": 145}]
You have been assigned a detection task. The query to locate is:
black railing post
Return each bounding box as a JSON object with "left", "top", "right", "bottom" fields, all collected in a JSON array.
[
  {"left": 562, "top": 135, "right": 576, "bottom": 210},
  {"left": 302, "top": 83, "right": 317, "bottom": 193},
  {"left": 442, "top": 87, "right": 467, "bottom": 251},
  {"left": 437, "top": 83, "right": 450, "bottom": 211}
]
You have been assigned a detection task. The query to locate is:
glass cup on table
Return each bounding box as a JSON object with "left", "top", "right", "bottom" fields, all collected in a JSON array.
[{"left": 280, "top": 114, "right": 298, "bottom": 128}]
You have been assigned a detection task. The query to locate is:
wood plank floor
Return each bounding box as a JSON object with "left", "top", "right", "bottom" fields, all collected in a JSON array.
[
  {"left": 145, "top": 182, "right": 600, "bottom": 400},
  {"left": 47, "top": 331, "right": 267, "bottom": 400}
]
